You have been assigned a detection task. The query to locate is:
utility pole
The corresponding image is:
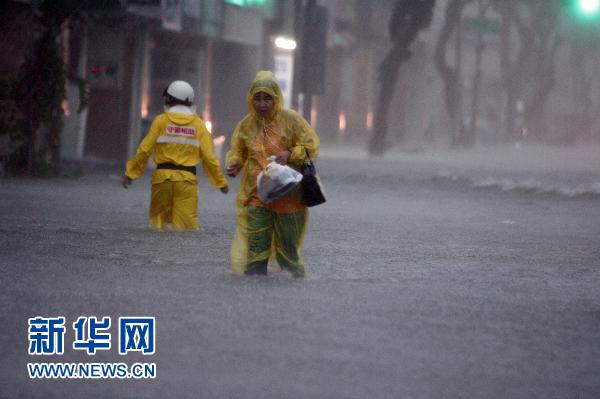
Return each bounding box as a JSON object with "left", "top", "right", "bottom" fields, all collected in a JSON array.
[{"left": 298, "top": 0, "right": 327, "bottom": 123}]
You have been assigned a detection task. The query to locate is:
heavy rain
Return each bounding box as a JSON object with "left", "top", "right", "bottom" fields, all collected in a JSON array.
[{"left": 1, "top": 1, "right": 599, "bottom": 398}]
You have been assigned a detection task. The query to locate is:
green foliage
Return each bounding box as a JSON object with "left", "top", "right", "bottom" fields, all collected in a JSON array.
[
  {"left": 16, "top": 28, "right": 66, "bottom": 130},
  {"left": 0, "top": 75, "right": 23, "bottom": 137},
  {"left": 4, "top": 0, "right": 83, "bottom": 175},
  {"left": 74, "top": 76, "right": 91, "bottom": 113},
  {"left": 0, "top": 74, "right": 27, "bottom": 174}
]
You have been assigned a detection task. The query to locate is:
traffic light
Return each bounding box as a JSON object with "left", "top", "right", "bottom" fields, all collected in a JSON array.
[
  {"left": 579, "top": 0, "right": 599, "bottom": 14},
  {"left": 574, "top": 0, "right": 600, "bottom": 18}
]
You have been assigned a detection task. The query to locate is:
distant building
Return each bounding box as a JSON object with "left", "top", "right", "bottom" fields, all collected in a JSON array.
[
  {"left": 2, "top": 0, "right": 598, "bottom": 168},
  {"left": 61, "top": 0, "right": 281, "bottom": 164}
]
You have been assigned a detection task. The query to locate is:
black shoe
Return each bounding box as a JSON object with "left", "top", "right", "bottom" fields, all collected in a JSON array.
[{"left": 244, "top": 262, "right": 268, "bottom": 275}]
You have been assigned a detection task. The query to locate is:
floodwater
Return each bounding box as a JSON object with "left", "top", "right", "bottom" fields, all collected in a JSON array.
[{"left": 1, "top": 144, "right": 599, "bottom": 398}]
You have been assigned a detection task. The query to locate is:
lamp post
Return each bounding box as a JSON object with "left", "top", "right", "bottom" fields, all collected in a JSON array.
[{"left": 273, "top": 36, "right": 297, "bottom": 109}]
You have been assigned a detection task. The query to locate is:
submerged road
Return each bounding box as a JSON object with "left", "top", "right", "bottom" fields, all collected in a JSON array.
[{"left": 1, "top": 146, "right": 599, "bottom": 398}]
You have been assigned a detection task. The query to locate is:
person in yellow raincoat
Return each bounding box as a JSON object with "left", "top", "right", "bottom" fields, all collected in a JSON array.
[
  {"left": 226, "top": 71, "right": 320, "bottom": 277},
  {"left": 122, "top": 80, "right": 228, "bottom": 231}
]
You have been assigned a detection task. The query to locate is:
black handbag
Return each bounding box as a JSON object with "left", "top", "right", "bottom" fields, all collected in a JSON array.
[{"left": 301, "top": 150, "right": 326, "bottom": 207}]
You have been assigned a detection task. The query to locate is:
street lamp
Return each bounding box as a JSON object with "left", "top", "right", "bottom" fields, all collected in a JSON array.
[
  {"left": 272, "top": 36, "right": 297, "bottom": 108},
  {"left": 274, "top": 36, "right": 297, "bottom": 51}
]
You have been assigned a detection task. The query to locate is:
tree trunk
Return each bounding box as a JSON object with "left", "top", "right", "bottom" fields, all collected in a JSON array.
[
  {"left": 522, "top": 2, "right": 561, "bottom": 141},
  {"left": 369, "top": 47, "right": 410, "bottom": 155},
  {"left": 496, "top": 0, "right": 530, "bottom": 142},
  {"left": 26, "top": 105, "right": 36, "bottom": 176},
  {"left": 570, "top": 42, "right": 593, "bottom": 140},
  {"left": 467, "top": 0, "right": 490, "bottom": 147},
  {"left": 495, "top": 0, "right": 560, "bottom": 143},
  {"left": 368, "top": 0, "right": 436, "bottom": 157},
  {"left": 434, "top": 0, "right": 468, "bottom": 146}
]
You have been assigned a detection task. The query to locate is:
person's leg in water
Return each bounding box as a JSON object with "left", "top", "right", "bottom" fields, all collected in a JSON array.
[
  {"left": 171, "top": 181, "right": 198, "bottom": 230},
  {"left": 149, "top": 181, "right": 174, "bottom": 232},
  {"left": 245, "top": 205, "right": 274, "bottom": 275},
  {"left": 273, "top": 210, "right": 307, "bottom": 277}
]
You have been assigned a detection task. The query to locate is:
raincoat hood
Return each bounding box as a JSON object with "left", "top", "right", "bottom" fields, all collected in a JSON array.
[
  {"left": 246, "top": 70, "right": 283, "bottom": 122},
  {"left": 165, "top": 111, "right": 197, "bottom": 125},
  {"left": 165, "top": 103, "right": 195, "bottom": 115}
]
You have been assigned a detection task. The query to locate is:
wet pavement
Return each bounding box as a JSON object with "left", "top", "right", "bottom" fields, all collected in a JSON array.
[{"left": 1, "top": 145, "right": 599, "bottom": 398}]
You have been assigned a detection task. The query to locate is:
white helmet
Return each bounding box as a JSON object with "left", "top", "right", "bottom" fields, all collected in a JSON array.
[{"left": 164, "top": 80, "right": 194, "bottom": 104}]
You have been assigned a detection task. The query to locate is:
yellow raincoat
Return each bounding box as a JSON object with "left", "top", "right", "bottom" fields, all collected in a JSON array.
[
  {"left": 126, "top": 110, "right": 228, "bottom": 231},
  {"left": 226, "top": 71, "right": 320, "bottom": 276}
]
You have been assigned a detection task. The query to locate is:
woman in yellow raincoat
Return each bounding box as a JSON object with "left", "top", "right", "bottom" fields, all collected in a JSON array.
[
  {"left": 226, "top": 71, "right": 320, "bottom": 277},
  {"left": 123, "top": 80, "right": 228, "bottom": 231}
]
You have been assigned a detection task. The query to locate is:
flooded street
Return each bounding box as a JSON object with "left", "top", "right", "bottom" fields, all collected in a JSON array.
[{"left": 1, "top": 145, "right": 599, "bottom": 398}]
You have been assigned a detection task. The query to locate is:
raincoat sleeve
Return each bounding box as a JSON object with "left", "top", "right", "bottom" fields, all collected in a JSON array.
[
  {"left": 198, "top": 125, "right": 228, "bottom": 189},
  {"left": 288, "top": 114, "right": 320, "bottom": 167},
  {"left": 225, "top": 121, "right": 247, "bottom": 168},
  {"left": 125, "top": 117, "right": 161, "bottom": 180}
]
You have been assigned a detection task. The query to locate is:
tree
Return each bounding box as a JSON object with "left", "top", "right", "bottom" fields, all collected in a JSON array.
[
  {"left": 3, "top": 0, "right": 117, "bottom": 175},
  {"left": 520, "top": 0, "right": 562, "bottom": 141},
  {"left": 494, "top": 0, "right": 524, "bottom": 143},
  {"left": 493, "top": 0, "right": 562, "bottom": 142},
  {"left": 434, "top": 0, "right": 470, "bottom": 147},
  {"left": 466, "top": 0, "right": 491, "bottom": 147},
  {"left": 566, "top": 0, "right": 600, "bottom": 141},
  {"left": 5, "top": 1, "right": 81, "bottom": 175},
  {"left": 368, "top": 0, "right": 436, "bottom": 156}
]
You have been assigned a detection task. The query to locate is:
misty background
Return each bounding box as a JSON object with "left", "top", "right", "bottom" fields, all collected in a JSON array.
[{"left": 1, "top": 0, "right": 599, "bottom": 174}]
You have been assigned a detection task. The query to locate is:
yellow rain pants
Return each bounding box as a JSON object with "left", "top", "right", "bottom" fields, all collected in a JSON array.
[{"left": 150, "top": 180, "right": 198, "bottom": 231}]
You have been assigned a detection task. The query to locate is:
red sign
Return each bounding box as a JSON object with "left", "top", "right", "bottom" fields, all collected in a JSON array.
[{"left": 166, "top": 126, "right": 196, "bottom": 136}]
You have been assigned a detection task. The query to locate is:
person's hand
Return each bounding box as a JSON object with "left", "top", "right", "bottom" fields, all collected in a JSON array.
[
  {"left": 274, "top": 150, "right": 291, "bottom": 165},
  {"left": 122, "top": 175, "right": 132, "bottom": 189},
  {"left": 220, "top": 186, "right": 229, "bottom": 194},
  {"left": 226, "top": 162, "right": 240, "bottom": 177}
]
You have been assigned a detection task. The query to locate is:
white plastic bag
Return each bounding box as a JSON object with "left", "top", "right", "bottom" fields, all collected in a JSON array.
[{"left": 257, "top": 157, "right": 303, "bottom": 203}]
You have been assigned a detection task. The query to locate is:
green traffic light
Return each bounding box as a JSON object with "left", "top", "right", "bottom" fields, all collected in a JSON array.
[{"left": 578, "top": 0, "right": 600, "bottom": 15}]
